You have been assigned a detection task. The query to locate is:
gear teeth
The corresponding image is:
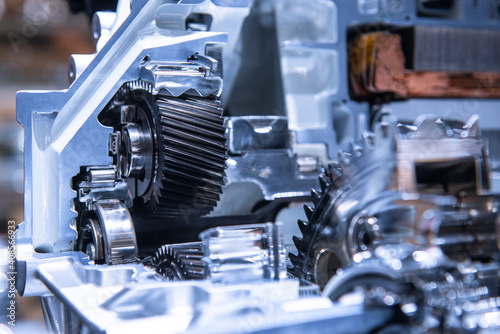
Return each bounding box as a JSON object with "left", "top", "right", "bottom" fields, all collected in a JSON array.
[
  {"left": 126, "top": 80, "right": 154, "bottom": 94},
  {"left": 349, "top": 142, "right": 362, "bottom": 157},
  {"left": 375, "top": 115, "right": 397, "bottom": 139},
  {"left": 298, "top": 219, "right": 309, "bottom": 235},
  {"left": 464, "top": 114, "right": 480, "bottom": 138},
  {"left": 319, "top": 174, "right": 331, "bottom": 192},
  {"left": 291, "top": 121, "right": 395, "bottom": 286},
  {"left": 154, "top": 242, "right": 204, "bottom": 280},
  {"left": 413, "top": 115, "right": 444, "bottom": 139},
  {"left": 362, "top": 132, "right": 375, "bottom": 149},
  {"left": 304, "top": 204, "right": 314, "bottom": 220},
  {"left": 292, "top": 236, "right": 305, "bottom": 254},
  {"left": 288, "top": 252, "right": 303, "bottom": 267},
  {"left": 146, "top": 95, "right": 227, "bottom": 217},
  {"left": 311, "top": 189, "right": 322, "bottom": 206},
  {"left": 328, "top": 162, "right": 342, "bottom": 180},
  {"left": 338, "top": 151, "right": 351, "bottom": 167},
  {"left": 290, "top": 114, "right": 451, "bottom": 287}
]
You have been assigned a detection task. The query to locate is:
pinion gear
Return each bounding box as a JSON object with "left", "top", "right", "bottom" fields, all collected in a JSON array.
[{"left": 153, "top": 242, "right": 205, "bottom": 280}]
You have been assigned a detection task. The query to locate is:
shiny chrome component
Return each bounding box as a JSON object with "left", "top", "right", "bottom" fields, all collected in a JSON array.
[
  {"left": 14, "top": 0, "right": 500, "bottom": 333},
  {"left": 33, "top": 254, "right": 344, "bottom": 334},
  {"left": 121, "top": 123, "right": 148, "bottom": 178},
  {"left": 153, "top": 242, "right": 204, "bottom": 280},
  {"left": 141, "top": 57, "right": 222, "bottom": 96},
  {"left": 396, "top": 114, "right": 489, "bottom": 195},
  {"left": 322, "top": 245, "right": 500, "bottom": 333},
  {"left": 291, "top": 115, "right": 498, "bottom": 287},
  {"left": 77, "top": 200, "right": 137, "bottom": 264},
  {"left": 87, "top": 166, "right": 116, "bottom": 185},
  {"left": 152, "top": 222, "right": 287, "bottom": 282},
  {"left": 200, "top": 222, "right": 287, "bottom": 283},
  {"left": 79, "top": 217, "right": 105, "bottom": 262},
  {"left": 291, "top": 115, "right": 500, "bottom": 333}
]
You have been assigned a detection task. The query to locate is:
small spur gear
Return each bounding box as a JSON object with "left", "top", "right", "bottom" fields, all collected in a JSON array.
[{"left": 153, "top": 242, "right": 205, "bottom": 280}]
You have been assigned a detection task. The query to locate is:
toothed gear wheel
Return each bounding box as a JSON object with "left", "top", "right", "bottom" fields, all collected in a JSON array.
[
  {"left": 153, "top": 242, "right": 205, "bottom": 280},
  {"left": 289, "top": 115, "right": 486, "bottom": 288},
  {"left": 289, "top": 119, "right": 398, "bottom": 288},
  {"left": 143, "top": 95, "right": 227, "bottom": 217},
  {"left": 93, "top": 82, "right": 227, "bottom": 221}
]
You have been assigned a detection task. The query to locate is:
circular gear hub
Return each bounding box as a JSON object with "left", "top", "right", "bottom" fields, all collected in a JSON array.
[{"left": 290, "top": 118, "right": 400, "bottom": 287}]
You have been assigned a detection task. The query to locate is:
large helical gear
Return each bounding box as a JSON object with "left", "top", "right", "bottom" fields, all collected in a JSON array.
[
  {"left": 290, "top": 115, "right": 491, "bottom": 288},
  {"left": 102, "top": 80, "right": 228, "bottom": 218},
  {"left": 143, "top": 95, "right": 227, "bottom": 217}
]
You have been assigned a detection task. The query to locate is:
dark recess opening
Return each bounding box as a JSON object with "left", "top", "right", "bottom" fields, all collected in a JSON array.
[
  {"left": 415, "top": 158, "right": 477, "bottom": 194},
  {"left": 185, "top": 13, "right": 213, "bottom": 31}
]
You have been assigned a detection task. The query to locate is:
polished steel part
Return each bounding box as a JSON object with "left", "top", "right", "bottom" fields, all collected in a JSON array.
[
  {"left": 144, "top": 95, "right": 227, "bottom": 217},
  {"left": 17, "top": 8, "right": 229, "bottom": 256},
  {"left": 78, "top": 217, "right": 105, "bottom": 262},
  {"left": 77, "top": 200, "right": 138, "bottom": 264},
  {"left": 33, "top": 253, "right": 392, "bottom": 334},
  {"left": 291, "top": 116, "right": 500, "bottom": 332},
  {"left": 322, "top": 246, "right": 500, "bottom": 332},
  {"left": 291, "top": 115, "right": 497, "bottom": 286},
  {"left": 200, "top": 222, "right": 287, "bottom": 283},
  {"left": 121, "top": 123, "right": 148, "bottom": 178},
  {"left": 152, "top": 223, "right": 287, "bottom": 282},
  {"left": 153, "top": 242, "right": 204, "bottom": 280},
  {"left": 83, "top": 56, "right": 227, "bottom": 219},
  {"left": 12, "top": 0, "right": 500, "bottom": 333}
]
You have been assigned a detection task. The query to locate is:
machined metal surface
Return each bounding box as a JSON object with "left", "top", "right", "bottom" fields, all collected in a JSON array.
[
  {"left": 290, "top": 115, "right": 500, "bottom": 332},
  {"left": 77, "top": 200, "right": 138, "bottom": 264},
  {"left": 32, "top": 252, "right": 393, "bottom": 334},
  {"left": 200, "top": 223, "right": 287, "bottom": 283},
  {"left": 12, "top": 0, "right": 500, "bottom": 333},
  {"left": 291, "top": 115, "right": 498, "bottom": 284},
  {"left": 153, "top": 242, "right": 204, "bottom": 280}
]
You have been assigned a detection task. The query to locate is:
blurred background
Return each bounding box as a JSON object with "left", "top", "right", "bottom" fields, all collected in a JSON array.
[{"left": 0, "top": 0, "right": 94, "bottom": 330}]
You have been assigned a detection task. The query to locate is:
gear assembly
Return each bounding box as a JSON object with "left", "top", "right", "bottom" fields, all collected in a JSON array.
[{"left": 12, "top": 0, "right": 500, "bottom": 333}]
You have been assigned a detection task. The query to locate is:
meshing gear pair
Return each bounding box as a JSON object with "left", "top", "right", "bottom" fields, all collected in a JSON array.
[{"left": 76, "top": 80, "right": 227, "bottom": 264}]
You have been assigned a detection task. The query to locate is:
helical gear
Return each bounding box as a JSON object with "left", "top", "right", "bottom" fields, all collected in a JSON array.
[
  {"left": 103, "top": 80, "right": 228, "bottom": 218},
  {"left": 143, "top": 95, "right": 227, "bottom": 217}
]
